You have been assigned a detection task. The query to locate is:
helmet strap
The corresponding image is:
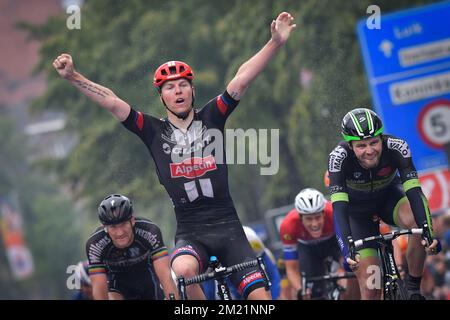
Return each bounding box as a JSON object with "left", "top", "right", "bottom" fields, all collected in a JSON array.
[
  {"left": 165, "top": 105, "right": 192, "bottom": 120},
  {"left": 160, "top": 92, "right": 195, "bottom": 121}
]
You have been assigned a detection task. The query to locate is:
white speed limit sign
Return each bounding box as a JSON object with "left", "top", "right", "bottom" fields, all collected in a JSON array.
[{"left": 418, "top": 100, "right": 450, "bottom": 149}]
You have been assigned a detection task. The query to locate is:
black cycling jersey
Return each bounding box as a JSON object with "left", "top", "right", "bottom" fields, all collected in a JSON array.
[
  {"left": 122, "top": 90, "right": 239, "bottom": 225},
  {"left": 121, "top": 91, "right": 266, "bottom": 298},
  {"left": 85, "top": 217, "right": 168, "bottom": 299},
  {"left": 328, "top": 135, "right": 433, "bottom": 256}
]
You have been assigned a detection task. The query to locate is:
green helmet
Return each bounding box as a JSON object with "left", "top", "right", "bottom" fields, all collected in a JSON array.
[{"left": 341, "top": 108, "right": 383, "bottom": 141}]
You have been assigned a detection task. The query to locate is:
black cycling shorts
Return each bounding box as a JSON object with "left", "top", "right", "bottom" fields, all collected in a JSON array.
[
  {"left": 170, "top": 218, "right": 266, "bottom": 299},
  {"left": 298, "top": 236, "right": 341, "bottom": 298},
  {"left": 347, "top": 181, "right": 406, "bottom": 250}
]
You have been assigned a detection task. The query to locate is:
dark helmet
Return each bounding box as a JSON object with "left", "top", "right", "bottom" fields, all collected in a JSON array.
[
  {"left": 341, "top": 108, "right": 383, "bottom": 141},
  {"left": 97, "top": 194, "right": 133, "bottom": 225}
]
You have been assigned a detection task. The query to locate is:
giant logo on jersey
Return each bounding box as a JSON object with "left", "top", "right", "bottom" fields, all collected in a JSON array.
[
  {"left": 161, "top": 121, "right": 212, "bottom": 155},
  {"left": 329, "top": 146, "right": 347, "bottom": 172},
  {"left": 387, "top": 138, "right": 411, "bottom": 158},
  {"left": 170, "top": 155, "right": 218, "bottom": 179}
]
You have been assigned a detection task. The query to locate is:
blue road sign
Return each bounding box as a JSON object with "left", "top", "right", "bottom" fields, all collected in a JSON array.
[{"left": 357, "top": 1, "right": 450, "bottom": 172}]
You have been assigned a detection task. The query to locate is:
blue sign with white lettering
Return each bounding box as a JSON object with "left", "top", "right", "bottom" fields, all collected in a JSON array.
[{"left": 357, "top": 1, "right": 450, "bottom": 172}]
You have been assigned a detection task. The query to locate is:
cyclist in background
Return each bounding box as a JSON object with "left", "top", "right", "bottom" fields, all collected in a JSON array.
[
  {"left": 85, "top": 194, "right": 178, "bottom": 300},
  {"left": 280, "top": 188, "right": 359, "bottom": 299},
  {"left": 328, "top": 108, "right": 439, "bottom": 300}
]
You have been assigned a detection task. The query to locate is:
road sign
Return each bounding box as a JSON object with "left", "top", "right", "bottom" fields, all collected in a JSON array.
[
  {"left": 357, "top": 1, "right": 450, "bottom": 172},
  {"left": 417, "top": 99, "right": 450, "bottom": 149},
  {"left": 264, "top": 204, "right": 294, "bottom": 251},
  {"left": 419, "top": 168, "right": 450, "bottom": 213}
]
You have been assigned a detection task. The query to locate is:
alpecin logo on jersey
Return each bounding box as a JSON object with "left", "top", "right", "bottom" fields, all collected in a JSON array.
[{"left": 170, "top": 155, "right": 217, "bottom": 179}]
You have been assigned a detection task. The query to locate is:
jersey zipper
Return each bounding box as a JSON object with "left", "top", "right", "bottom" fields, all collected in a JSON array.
[{"left": 369, "top": 169, "right": 374, "bottom": 192}]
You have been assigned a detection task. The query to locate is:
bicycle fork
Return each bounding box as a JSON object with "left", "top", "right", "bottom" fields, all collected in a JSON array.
[
  {"left": 215, "top": 277, "right": 232, "bottom": 300},
  {"left": 380, "top": 245, "right": 400, "bottom": 298},
  {"left": 177, "top": 276, "right": 187, "bottom": 300}
]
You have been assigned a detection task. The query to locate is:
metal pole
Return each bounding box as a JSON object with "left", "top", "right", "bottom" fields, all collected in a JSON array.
[{"left": 444, "top": 141, "right": 450, "bottom": 167}]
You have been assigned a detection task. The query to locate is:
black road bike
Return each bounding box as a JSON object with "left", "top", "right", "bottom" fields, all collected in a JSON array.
[{"left": 348, "top": 225, "right": 429, "bottom": 300}]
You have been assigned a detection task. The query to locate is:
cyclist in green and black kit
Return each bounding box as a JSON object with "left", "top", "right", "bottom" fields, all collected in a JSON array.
[{"left": 328, "top": 108, "right": 440, "bottom": 300}]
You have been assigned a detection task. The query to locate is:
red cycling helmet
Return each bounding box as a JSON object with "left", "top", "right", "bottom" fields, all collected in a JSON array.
[{"left": 153, "top": 61, "right": 194, "bottom": 88}]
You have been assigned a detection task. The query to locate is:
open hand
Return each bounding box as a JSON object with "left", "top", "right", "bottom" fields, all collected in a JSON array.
[
  {"left": 421, "top": 238, "right": 439, "bottom": 255},
  {"left": 346, "top": 254, "right": 361, "bottom": 271},
  {"left": 271, "top": 12, "right": 296, "bottom": 46}
]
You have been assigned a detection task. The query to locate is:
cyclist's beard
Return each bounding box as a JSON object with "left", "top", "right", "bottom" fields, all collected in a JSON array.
[{"left": 358, "top": 153, "right": 381, "bottom": 169}]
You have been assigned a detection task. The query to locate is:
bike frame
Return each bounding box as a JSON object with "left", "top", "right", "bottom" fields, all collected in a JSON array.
[
  {"left": 376, "top": 238, "right": 404, "bottom": 300},
  {"left": 349, "top": 226, "right": 425, "bottom": 300}
]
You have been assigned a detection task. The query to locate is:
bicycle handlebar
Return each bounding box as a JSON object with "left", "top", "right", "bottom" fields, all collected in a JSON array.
[
  {"left": 183, "top": 259, "right": 258, "bottom": 286},
  {"left": 306, "top": 272, "right": 356, "bottom": 283},
  {"left": 351, "top": 227, "right": 423, "bottom": 250}
]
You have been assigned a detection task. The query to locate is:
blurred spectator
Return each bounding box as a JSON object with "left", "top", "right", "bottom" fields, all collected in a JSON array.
[
  {"left": 72, "top": 261, "right": 92, "bottom": 300},
  {"left": 423, "top": 209, "right": 450, "bottom": 299}
]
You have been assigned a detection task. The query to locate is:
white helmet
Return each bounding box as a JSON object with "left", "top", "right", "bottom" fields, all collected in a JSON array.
[{"left": 295, "top": 188, "right": 326, "bottom": 215}]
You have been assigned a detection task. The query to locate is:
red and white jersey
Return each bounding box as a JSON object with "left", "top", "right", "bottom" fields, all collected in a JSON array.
[{"left": 280, "top": 202, "right": 335, "bottom": 260}]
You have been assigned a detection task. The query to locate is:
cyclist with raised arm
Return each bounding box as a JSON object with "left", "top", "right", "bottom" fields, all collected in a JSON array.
[
  {"left": 85, "top": 194, "right": 178, "bottom": 300},
  {"left": 328, "top": 108, "right": 439, "bottom": 300},
  {"left": 280, "top": 188, "right": 359, "bottom": 299},
  {"left": 55, "top": 12, "right": 296, "bottom": 300}
]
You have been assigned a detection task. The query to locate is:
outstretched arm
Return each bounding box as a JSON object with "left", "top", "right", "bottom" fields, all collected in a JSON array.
[
  {"left": 285, "top": 259, "right": 302, "bottom": 293},
  {"left": 153, "top": 256, "right": 179, "bottom": 299},
  {"left": 226, "top": 12, "right": 296, "bottom": 100},
  {"left": 90, "top": 274, "right": 109, "bottom": 300},
  {"left": 53, "top": 53, "right": 130, "bottom": 121}
]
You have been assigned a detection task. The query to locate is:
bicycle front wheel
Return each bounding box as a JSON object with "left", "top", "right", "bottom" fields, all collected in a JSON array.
[{"left": 384, "top": 280, "right": 408, "bottom": 300}]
